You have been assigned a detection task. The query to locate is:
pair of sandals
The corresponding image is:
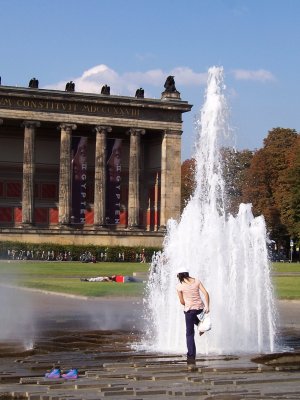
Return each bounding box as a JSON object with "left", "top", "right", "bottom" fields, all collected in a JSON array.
[{"left": 45, "top": 367, "right": 78, "bottom": 379}]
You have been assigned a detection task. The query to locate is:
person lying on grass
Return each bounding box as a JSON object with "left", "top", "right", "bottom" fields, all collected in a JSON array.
[{"left": 80, "top": 275, "right": 117, "bottom": 282}]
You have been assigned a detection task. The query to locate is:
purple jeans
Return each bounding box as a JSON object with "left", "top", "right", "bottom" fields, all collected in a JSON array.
[{"left": 184, "top": 309, "right": 203, "bottom": 359}]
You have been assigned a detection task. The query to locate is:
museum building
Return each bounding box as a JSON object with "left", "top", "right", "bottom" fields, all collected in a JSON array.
[{"left": 0, "top": 78, "right": 192, "bottom": 247}]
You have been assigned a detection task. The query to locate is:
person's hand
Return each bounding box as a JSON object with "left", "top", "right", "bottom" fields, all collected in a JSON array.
[{"left": 204, "top": 306, "right": 210, "bottom": 313}]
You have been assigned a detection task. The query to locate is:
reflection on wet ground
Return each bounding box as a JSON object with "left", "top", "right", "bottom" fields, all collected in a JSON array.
[
  {"left": 0, "top": 330, "right": 137, "bottom": 360},
  {"left": 0, "top": 287, "right": 299, "bottom": 399},
  {"left": 277, "top": 327, "right": 300, "bottom": 352},
  {"left": 0, "top": 327, "right": 300, "bottom": 399}
]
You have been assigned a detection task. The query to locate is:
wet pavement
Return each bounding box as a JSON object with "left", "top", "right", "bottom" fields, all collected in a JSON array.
[{"left": 0, "top": 287, "right": 299, "bottom": 399}]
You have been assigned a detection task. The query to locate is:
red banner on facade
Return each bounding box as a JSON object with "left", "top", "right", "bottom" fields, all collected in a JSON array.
[
  {"left": 106, "top": 138, "right": 122, "bottom": 225},
  {"left": 71, "top": 136, "right": 87, "bottom": 224}
]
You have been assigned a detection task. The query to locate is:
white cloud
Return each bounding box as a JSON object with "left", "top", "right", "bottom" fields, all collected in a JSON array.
[
  {"left": 169, "top": 67, "right": 207, "bottom": 86},
  {"left": 232, "top": 69, "right": 276, "bottom": 82},
  {"left": 227, "top": 87, "right": 239, "bottom": 99},
  {"left": 44, "top": 64, "right": 207, "bottom": 97}
]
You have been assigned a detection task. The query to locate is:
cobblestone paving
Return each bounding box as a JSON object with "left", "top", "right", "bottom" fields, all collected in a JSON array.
[{"left": 0, "top": 329, "right": 299, "bottom": 400}]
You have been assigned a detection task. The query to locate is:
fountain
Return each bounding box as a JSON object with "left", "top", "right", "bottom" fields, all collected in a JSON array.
[{"left": 142, "top": 66, "right": 277, "bottom": 355}]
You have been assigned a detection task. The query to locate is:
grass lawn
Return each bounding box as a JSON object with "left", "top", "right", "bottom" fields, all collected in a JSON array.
[
  {"left": 0, "top": 260, "right": 299, "bottom": 299},
  {"left": 0, "top": 261, "right": 149, "bottom": 297},
  {"left": 272, "top": 262, "right": 300, "bottom": 273},
  {"left": 271, "top": 263, "right": 300, "bottom": 299},
  {"left": 272, "top": 276, "right": 300, "bottom": 300}
]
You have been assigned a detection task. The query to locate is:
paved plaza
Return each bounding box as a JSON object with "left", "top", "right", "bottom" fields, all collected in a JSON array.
[{"left": 0, "top": 287, "right": 299, "bottom": 400}]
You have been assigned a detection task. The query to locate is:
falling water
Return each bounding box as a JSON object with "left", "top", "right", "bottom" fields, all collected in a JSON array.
[{"left": 142, "top": 66, "right": 277, "bottom": 354}]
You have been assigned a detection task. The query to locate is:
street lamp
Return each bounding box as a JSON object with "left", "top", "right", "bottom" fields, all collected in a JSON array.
[{"left": 290, "top": 239, "right": 294, "bottom": 263}]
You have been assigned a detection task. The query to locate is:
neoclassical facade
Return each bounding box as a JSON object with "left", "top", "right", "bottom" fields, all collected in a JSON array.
[{"left": 0, "top": 81, "right": 192, "bottom": 246}]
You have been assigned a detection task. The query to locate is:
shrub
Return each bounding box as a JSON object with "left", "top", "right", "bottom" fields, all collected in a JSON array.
[{"left": 0, "top": 241, "right": 161, "bottom": 263}]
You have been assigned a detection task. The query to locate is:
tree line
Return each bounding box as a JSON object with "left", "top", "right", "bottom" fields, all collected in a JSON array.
[{"left": 181, "top": 127, "right": 300, "bottom": 256}]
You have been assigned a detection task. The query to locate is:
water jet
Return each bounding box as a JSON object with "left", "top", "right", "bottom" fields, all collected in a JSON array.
[{"left": 143, "top": 66, "right": 277, "bottom": 355}]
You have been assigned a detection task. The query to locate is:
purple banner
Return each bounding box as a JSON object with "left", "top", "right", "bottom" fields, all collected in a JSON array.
[
  {"left": 106, "top": 138, "right": 122, "bottom": 224},
  {"left": 71, "top": 136, "right": 87, "bottom": 224}
]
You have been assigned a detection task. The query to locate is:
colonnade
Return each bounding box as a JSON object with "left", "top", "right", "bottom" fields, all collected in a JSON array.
[{"left": 18, "top": 121, "right": 181, "bottom": 230}]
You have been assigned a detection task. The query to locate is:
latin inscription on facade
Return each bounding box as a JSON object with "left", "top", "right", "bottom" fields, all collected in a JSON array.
[
  {"left": 0, "top": 96, "right": 140, "bottom": 118},
  {"left": 0, "top": 94, "right": 182, "bottom": 123}
]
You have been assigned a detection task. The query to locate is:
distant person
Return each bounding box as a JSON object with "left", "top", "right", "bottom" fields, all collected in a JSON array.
[
  {"left": 176, "top": 269, "right": 210, "bottom": 365},
  {"left": 140, "top": 248, "right": 146, "bottom": 263},
  {"left": 80, "top": 275, "right": 116, "bottom": 282}
]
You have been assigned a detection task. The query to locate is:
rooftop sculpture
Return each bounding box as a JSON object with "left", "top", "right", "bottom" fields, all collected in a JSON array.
[
  {"left": 65, "top": 81, "right": 75, "bottom": 92},
  {"left": 29, "top": 78, "right": 39, "bottom": 89}
]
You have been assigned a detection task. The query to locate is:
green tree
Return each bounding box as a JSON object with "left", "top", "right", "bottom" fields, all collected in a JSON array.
[
  {"left": 221, "top": 148, "right": 253, "bottom": 215},
  {"left": 181, "top": 158, "right": 196, "bottom": 210},
  {"left": 242, "top": 127, "right": 299, "bottom": 245},
  {"left": 277, "top": 135, "right": 300, "bottom": 238},
  {"left": 182, "top": 149, "right": 254, "bottom": 215}
]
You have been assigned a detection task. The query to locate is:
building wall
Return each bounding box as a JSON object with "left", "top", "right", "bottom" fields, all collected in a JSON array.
[
  {"left": 0, "top": 127, "right": 163, "bottom": 231},
  {"left": 0, "top": 230, "right": 164, "bottom": 247},
  {"left": 0, "top": 85, "right": 192, "bottom": 246}
]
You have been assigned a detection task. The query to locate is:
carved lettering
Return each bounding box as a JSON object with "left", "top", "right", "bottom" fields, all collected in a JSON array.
[
  {"left": 82, "top": 105, "right": 90, "bottom": 113},
  {"left": 0, "top": 98, "right": 12, "bottom": 106},
  {"left": 0, "top": 96, "right": 142, "bottom": 119}
]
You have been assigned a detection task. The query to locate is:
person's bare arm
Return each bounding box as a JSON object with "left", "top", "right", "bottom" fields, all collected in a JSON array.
[
  {"left": 199, "top": 282, "right": 210, "bottom": 312},
  {"left": 177, "top": 290, "right": 185, "bottom": 306}
]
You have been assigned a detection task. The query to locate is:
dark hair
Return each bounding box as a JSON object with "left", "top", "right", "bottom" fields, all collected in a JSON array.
[{"left": 177, "top": 272, "right": 189, "bottom": 283}]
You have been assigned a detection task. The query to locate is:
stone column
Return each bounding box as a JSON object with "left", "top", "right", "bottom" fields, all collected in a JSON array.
[
  {"left": 93, "top": 125, "right": 112, "bottom": 227},
  {"left": 154, "top": 173, "right": 160, "bottom": 231},
  {"left": 160, "top": 129, "right": 182, "bottom": 230},
  {"left": 21, "top": 121, "right": 40, "bottom": 225},
  {"left": 58, "top": 123, "right": 77, "bottom": 226},
  {"left": 127, "top": 128, "right": 145, "bottom": 228}
]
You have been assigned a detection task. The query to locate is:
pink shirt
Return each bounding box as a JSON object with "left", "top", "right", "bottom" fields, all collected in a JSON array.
[{"left": 176, "top": 278, "right": 205, "bottom": 312}]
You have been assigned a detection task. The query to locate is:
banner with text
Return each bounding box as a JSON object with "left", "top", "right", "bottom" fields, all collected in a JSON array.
[
  {"left": 106, "top": 138, "right": 122, "bottom": 224},
  {"left": 71, "top": 136, "right": 87, "bottom": 224}
]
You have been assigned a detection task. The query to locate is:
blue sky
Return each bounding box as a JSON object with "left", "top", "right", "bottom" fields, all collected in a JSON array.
[{"left": 1, "top": 0, "right": 299, "bottom": 160}]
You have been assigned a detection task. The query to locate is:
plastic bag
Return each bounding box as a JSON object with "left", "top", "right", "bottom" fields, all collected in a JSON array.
[{"left": 197, "top": 312, "right": 212, "bottom": 333}]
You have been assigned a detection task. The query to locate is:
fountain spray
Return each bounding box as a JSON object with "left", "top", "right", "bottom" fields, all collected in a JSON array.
[{"left": 142, "top": 66, "right": 277, "bottom": 355}]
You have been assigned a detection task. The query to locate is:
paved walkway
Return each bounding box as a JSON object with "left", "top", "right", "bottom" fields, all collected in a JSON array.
[{"left": 0, "top": 287, "right": 299, "bottom": 399}]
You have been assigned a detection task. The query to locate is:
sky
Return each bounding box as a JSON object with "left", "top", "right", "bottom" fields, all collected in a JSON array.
[{"left": 0, "top": 0, "right": 299, "bottom": 160}]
